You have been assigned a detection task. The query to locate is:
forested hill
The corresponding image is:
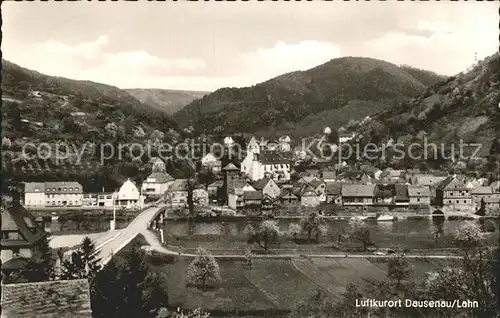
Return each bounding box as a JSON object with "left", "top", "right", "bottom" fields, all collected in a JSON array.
[
  {"left": 173, "top": 56, "right": 445, "bottom": 138},
  {"left": 125, "top": 88, "right": 209, "bottom": 115},
  {"left": 2, "top": 60, "right": 184, "bottom": 192}
]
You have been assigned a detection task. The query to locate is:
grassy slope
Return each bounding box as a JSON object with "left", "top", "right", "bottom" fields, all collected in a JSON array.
[
  {"left": 1, "top": 60, "right": 182, "bottom": 191},
  {"left": 174, "top": 56, "right": 445, "bottom": 138},
  {"left": 125, "top": 88, "right": 210, "bottom": 114},
  {"left": 361, "top": 53, "right": 500, "bottom": 157}
]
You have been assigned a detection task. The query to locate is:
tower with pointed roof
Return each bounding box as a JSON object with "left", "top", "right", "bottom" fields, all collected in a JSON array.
[{"left": 222, "top": 163, "right": 240, "bottom": 203}]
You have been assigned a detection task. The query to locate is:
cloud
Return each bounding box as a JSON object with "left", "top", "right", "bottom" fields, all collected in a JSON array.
[
  {"left": 240, "top": 41, "right": 342, "bottom": 82},
  {"left": 9, "top": 35, "right": 208, "bottom": 87}
]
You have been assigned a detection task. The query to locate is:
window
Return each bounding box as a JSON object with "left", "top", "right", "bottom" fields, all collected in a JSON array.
[
  {"left": 46, "top": 189, "right": 50, "bottom": 192},
  {"left": 464, "top": 200, "right": 467, "bottom": 203},
  {"left": 57, "top": 188, "right": 61, "bottom": 191},
  {"left": 448, "top": 200, "right": 452, "bottom": 204},
  {"left": 63, "top": 188, "right": 67, "bottom": 191},
  {"left": 106, "top": 195, "right": 112, "bottom": 199},
  {"left": 69, "top": 188, "right": 73, "bottom": 191},
  {"left": 417, "top": 198, "right": 420, "bottom": 202},
  {"left": 12, "top": 248, "right": 20, "bottom": 255},
  {"left": 456, "top": 200, "right": 459, "bottom": 203}
]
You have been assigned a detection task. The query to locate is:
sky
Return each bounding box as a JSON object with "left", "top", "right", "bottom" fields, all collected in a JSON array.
[{"left": 3, "top": 1, "right": 498, "bottom": 92}]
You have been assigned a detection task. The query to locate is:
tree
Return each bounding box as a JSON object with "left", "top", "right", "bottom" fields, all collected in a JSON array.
[
  {"left": 254, "top": 220, "right": 280, "bottom": 252},
  {"left": 18, "top": 235, "right": 55, "bottom": 282},
  {"left": 300, "top": 212, "right": 324, "bottom": 243},
  {"left": 61, "top": 236, "right": 101, "bottom": 280},
  {"left": 244, "top": 247, "right": 254, "bottom": 270},
  {"left": 287, "top": 223, "right": 302, "bottom": 242},
  {"left": 332, "top": 283, "right": 370, "bottom": 318},
  {"left": 187, "top": 247, "right": 221, "bottom": 291},
  {"left": 91, "top": 247, "right": 168, "bottom": 318},
  {"left": 243, "top": 224, "right": 256, "bottom": 244},
  {"left": 347, "top": 218, "right": 373, "bottom": 251},
  {"left": 165, "top": 308, "right": 210, "bottom": 318},
  {"left": 387, "top": 255, "right": 412, "bottom": 288},
  {"left": 430, "top": 217, "right": 445, "bottom": 244},
  {"left": 291, "top": 289, "right": 336, "bottom": 318}
]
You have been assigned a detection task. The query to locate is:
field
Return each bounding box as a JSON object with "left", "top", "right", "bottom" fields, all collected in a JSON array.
[{"left": 115, "top": 235, "right": 461, "bottom": 316}]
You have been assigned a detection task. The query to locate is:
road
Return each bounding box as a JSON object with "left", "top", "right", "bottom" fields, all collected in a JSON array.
[{"left": 96, "top": 205, "right": 166, "bottom": 265}]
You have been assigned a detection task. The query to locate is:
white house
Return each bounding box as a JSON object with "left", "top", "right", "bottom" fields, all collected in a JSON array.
[
  {"left": 116, "top": 179, "right": 143, "bottom": 209},
  {"left": 141, "top": 172, "right": 174, "bottom": 198},
  {"left": 241, "top": 151, "right": 291, "bottom": 182},
  {"left": 24, "top": 183, "right": 46, "bottom": 207},
  {"left": 247, "top": 136, "right": 261, "bottom": 155},
  {"left": 224, "top": 136, "right": 234, "bottom": 146},
  {"left": 252, "top": 178, "right": 281, "bottom": 199},
  {"left": 24, "top": 181, "right": 83, "bottom": 208},
  {"left": 201, "top": 153, "right": 222, "bottom": 173},
  {"left": 278, "top": 135, "right": 291, "bottom": 152},
  {"left": 338, "top": 132, "right": 355, "bottom": 143}
]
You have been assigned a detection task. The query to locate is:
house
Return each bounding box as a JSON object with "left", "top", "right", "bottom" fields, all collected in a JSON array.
[
  {"left": 394, "top": 184, "right": 409, "bottom": 206},
  {"left": 1, "top": 279, "right": 92, "bottom": 317},
  {"left": 471, "top": 186, "right": 495, "bottom": 208},
  {"left": 262, "top": 194, "right": 275, "bottom": 210},
  {"left": 24, "top": 181, "right": 84, "bottom": 208},
  {"left": 320, "top": 170, "right": 336, "bottom": 182},
  {"left": 491, "top": 181, "right": 500, "bottom": 193},
  {"left": 308, "top": 180, "right": 327, "bottom": 196},
  {"left": 436, "top": 176, "right": 472, "bottom": 209},
  {"left": 484, "top": 194, "right": 500, "bottom": 211},
  {"left": 278, "top": 135, "right": 291, "bottom": 152},
  {"left": 82, "top": 193, "right": 98, "bottom": 207},
  {"left": 166, "top": 179, "right": 209, "bottom": 208},
  {"left": 1, "top": 201, "right": 48, "bottom": 274},
  {"left": 298, "top": 176, "right": 321, "bottom": 185},
  {"left": 115, "top": 179, "right": 143, "bottom": 209},
  {"left": 141, "top": 172, "right": 174, "bottom": 198},
  {"left": 342, "top": 184, "right": 376, "bottom": 206},
  {"left": 252, "top": 178, "right": 281, "bottom": 199},
  {"left": 412, "top": 175, "right": 448, "bottom": 187},
  {"left": 243, "top": 191, "right": 263, "bottom": 207},
  {"left": 300, "top": 188, "right": 321, "bottom": 207},
  {"left": 338, "top": 132, "right": 355, "bottom": 143},
  {"left": 280, "top": 191, "right": 299, "bottom": 205},
  {"left": 23, "top": 182, "right": 45, "bottom": 207},
  {"left": 408, "top": 186, "right": 431, "bottom": 206},
  {"left": 374, "top": 184, "right": 395, "bottom": 205},
  {"left": 228, "top": 182, "right": 256, "bottom": 210},
  {"left": 325, "top": 182, "right": 342, "bottom": 205},
  {"left": 241, "top": 151, "right": 292, "bottom": 182},
  {"left": 97, "top": 192, "right": 115, "bottom": 207},
  {"left": 207, "top": 180, "right": 224, "bottom": 198},
  {"left": 224, "top": 136, "right": 234, "bottom": 146},
  {"left": 201, "top": 153, "right": 222, "bottom": 173}
]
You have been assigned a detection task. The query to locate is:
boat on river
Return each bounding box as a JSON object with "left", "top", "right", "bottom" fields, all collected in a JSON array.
[{"left": 377, "top": 214, "right": 395, "bottom": 222}]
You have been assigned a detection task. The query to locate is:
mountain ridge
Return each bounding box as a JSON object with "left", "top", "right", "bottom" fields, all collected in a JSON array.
[{"left": 173, "top": 56, "right": 446, "bottom": 138}]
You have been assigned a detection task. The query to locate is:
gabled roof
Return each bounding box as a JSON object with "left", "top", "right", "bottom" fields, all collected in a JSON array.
[
  {"left": 471, "top": 186, "right": 494, "bottom": 195},
  {"left": 44, "top": 181, "right": 83, "bottom": 193},
  {"left": 302, "top": 189, "right": 319, "bottom": 197},
  {"left": 208, "top": 180, "right": 224, "bottom": 188},
  {"left": 415, "top": 175, "right": 448, "bottom": 187},
  {"left": 1, "top": 279, "right": 92, "bottom": 317},
  {"left": 325, "top": 182, "right": 342, "bottom": 196},
  {"left": 145, "top": 172, "right": 174, "bottom": 183},
  {"left": 395, "top": 184, "right": 409, "bottom": 201},
  {"left": 408, "top": 186, "right": 431, "bottom": 197},
  {"left": 321, "top": 170, "right": 336, "bottom": 179},
  {"left": 1, "top": 203, "right": 47, "bottom": 246},
  {"left": 374, "top": 184, "right": 395, "bottom": 198},
  {"left": 308, "top": 180, "right": 324, "bottom": 189},
  {"left": 222, "top": 163, "right": 239, "bottom": 171},
  {"left": 341, "top": 184, "right": 376, "bottom": 197},
  {"left": 243, "top": 191, "right": 263, "bottom": 201},
  {"left": 24, "top": 182, "right": 45, "bottom": 193},
  {"left": 252, "top": 178, "right": 273, "bottom": 190},
  {"left": 281, "top": 192, "right": 298, "bottom": 200},
  {"left": 437, "top": 176, "right": 468, "bottom": 191}
]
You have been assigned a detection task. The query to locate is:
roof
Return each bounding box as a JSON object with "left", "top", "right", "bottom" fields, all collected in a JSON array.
[
  {"left": 408, "top": 186, "right": 431, "bottom": 197},
  {"left": 374, "top": 184, "right": 395, "bottom": 198},
  {"left": 415, "top": 176, "right": 448, "bottom": 187},
  {"left": 325, "top": 182, "right": 342, "bottom": 196},
  {"left": 208, "top": 180, "right": 224, "bottom": 188},
  {"left": 168, "top": 179, "right": 188, "bottom": 192},
  {"left": 1, "top": 279, "right": 92, "bottom": 318},
  {"left": 308, "top": 180, "right": 324, "bottom": 189},
  {"left": 281, "top": 192, "right": 298, "bottom": 200},
  {"left": 471, "top": 186, "right": 493, "bottom": 195},
  {"left": 1, "top": 257, "right": 30, "bottom": 271},
  {"left": 321, "top": 171, "right": 336, "bottom": 179},
  {"left": 302, "top": 189, "right": 319, "bottom": 197},
  {"left": 222, "top": 163, "right": 239, "bottom": 171},
  {"left": 341, "top": 184, "right": 376, "bottom": 197},
  {"left": 395, "top": 184, "right": 409, "bottom": 201},
  {"left": 437, "top": 176, "right": 468, "bottom": 191},
  {"left": 1, "top": 204, "right": 47, "bottom": 246},
  {"left": 252, "top": 178, "right": 272, "bottom": 190},
  {"left": 145, "top": 172, "right": 174, "bottom": 183},
  {"left": 24, "top": 182, "right": 45, "bottom": 193},
  {"left": 243, "top": 191, "right": 263, "bottom": 201},
  {"left": 44, "top": 182, "right": 83, "bottom": 194}
]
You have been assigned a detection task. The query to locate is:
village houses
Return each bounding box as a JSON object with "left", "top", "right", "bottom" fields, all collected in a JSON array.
[
  {"left": 252, "top": 177, "right": 281, "bottom": 199},
  {"left": 1, "top": 198, "right": 48, "bottom": 275},
  {"left": 201, "top": 153, "right": 222, "bottom": 173},
  {"left": 408, "top": 185, "right": 431, "bottom": 206},
  {"left": 24, "top": 181, "right": 83, "bottom": 208},
  {"left": 341, "top": 184, "right": 376, "bottom": 206},
  {"left": 435, "top": 176, "right": 472, "bottom": 211}
]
